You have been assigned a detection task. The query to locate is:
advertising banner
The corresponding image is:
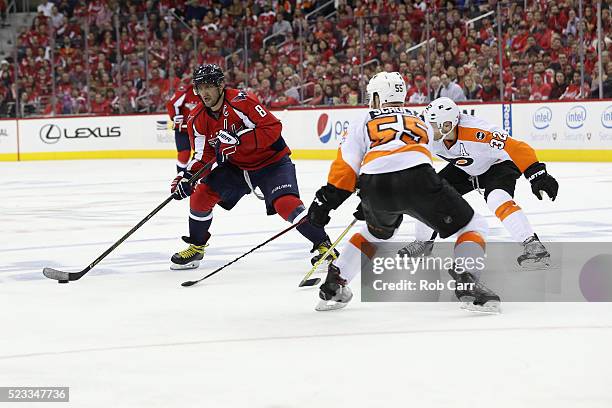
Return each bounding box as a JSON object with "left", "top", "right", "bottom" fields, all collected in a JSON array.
[
  {"left": 0, "top": 119, "right": 18, "bottom": 161},
  {"left": 17, "top": 114, "right": 176, "bottom": 160},
  {"left": 2, "top": 100, "right": 612, "bottom": 161}
]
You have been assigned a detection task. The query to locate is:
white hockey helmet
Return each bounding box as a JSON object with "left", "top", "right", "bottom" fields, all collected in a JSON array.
[
  {"left": 366, "top": 71, "right": 407, "bottom": 108},
  {"left": 424, "top": 97, "right": 460, "bottom": 139}
]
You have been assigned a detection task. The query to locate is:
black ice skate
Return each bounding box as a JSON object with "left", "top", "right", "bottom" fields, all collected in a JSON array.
[
  {"left": 398, "top": 240, "right": 434, "bottom": 257},
  {"left": 170, "top": 236, "right": 208, "bottom": 270},
  {"left": 310, "top": 238, "right": 340, "bottom": 266},
  {"left": 517, "top": 234, "right": 550, "bottom": 268},
  {"left": 315, "top": 264, "right": 353, "bottom": 311},
  {"left": 448, "top": 268, "right": 501, "bottom": 314}
]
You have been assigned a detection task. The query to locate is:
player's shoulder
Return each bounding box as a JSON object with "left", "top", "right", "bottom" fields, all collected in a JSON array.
[
  {"left": 225, "top": 88, "right": 259, "bottom": 106},
  {"left": 187, "top": 100, "right": 205, "bottom": 122},
  {"left": 457, "top": 113, "right": 504, "bottom": 143}
]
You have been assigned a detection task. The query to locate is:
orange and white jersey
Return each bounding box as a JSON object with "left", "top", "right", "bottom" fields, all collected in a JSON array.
[
  {"left": 327, "top": 107, "right": 434, "bottom": 192},
  {"left": 430, "top": 113, "right": 538, "bottom": 176}
]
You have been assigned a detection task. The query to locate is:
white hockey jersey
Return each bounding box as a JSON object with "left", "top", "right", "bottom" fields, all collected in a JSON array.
[
  {"left": 430, "top": 113, "right": 538, "bottom": 176},
  {"left": 327, "top": 107, "right": 434, "bottom": 192}
]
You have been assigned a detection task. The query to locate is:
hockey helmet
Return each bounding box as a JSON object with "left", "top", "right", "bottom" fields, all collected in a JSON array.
[
  {"left": 366, "top": 71, "right": 407, "bottom": 108},
  {"left": 192, "top": 64, "right": 225, "bottom": 95},
  {"left": 424, "top": 97, "right": 460, "bottom": 139}
]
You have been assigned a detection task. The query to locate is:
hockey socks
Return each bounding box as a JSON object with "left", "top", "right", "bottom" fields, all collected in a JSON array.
[{"left": 487, "top": 189, "right": 534, "bottom": 242}]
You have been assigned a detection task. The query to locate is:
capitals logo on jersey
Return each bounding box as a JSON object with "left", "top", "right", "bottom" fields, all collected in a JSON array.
[{"left": 231, "top": 91, "right": 248, "bottom": 102}]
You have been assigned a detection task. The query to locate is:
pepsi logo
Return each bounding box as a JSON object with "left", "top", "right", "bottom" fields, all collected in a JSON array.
[{"left": 317, "top": 113, "right": 332, "bottom": 143}]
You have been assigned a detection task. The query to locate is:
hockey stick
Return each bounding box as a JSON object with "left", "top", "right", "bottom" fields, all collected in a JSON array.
[
  {"left": 298, "top": 218, "right": 358, "bottom": 287},
  {"left": 43, "top": 160, "right": 216, "bottom": 283},
  {"left": 181, "top": 218, "right": 307, "bottom": 287}
]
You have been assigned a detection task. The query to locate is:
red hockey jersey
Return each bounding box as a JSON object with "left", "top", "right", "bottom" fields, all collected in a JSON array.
[
  {"left": 165, "top": 84, "right": 201, "bottom": 131},
  {"left": 186, "top": 88, "right": 290, "bottom": 171}
]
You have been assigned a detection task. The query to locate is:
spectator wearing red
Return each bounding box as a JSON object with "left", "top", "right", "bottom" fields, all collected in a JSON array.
[
  {"left": 90, "top": 92, "right": 111, "bottom": 114},
  {"left": 530, "top": 72, "right": 552, "bottom": 100},
  {"left": 480, "top": 76, "right": 500, "bottom": 102},
  {"left": 515, "top": 79, "right": 532, "bottom": 100}
]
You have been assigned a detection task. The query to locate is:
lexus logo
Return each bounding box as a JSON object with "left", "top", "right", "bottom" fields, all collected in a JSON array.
[{"left": 40, "top": 124, "right": 61, "bottom": 144}]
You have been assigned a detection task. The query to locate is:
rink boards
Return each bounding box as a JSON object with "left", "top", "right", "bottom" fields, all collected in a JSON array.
[{"left": 1, "top": 100, "right": 611, "bottom": 162}]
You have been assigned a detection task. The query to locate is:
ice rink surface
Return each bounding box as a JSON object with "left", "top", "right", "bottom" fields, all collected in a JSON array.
[{"left": 1, "top": 159, "right": 612, "bottom": 408}]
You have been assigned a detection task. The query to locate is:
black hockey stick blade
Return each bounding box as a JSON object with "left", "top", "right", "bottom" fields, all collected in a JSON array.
[{"left": 298, "top": 277, "right": 320, "bottom": 287}]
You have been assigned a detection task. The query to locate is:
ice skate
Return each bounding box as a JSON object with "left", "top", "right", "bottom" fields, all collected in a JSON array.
[
  {"left": 517, "top": 233, "right": 550, "bottom": 268},
  {"left": 315, "top": 264, "right": 353, "bottom": 311},
  {"left": 170, "top": 236, "right": 208, "bottom": 270},
  {"left": 448, "top": 268, "right": 501, "bottom": 314},
  {"left": 310, "top": 238, "right": 339, "bottom": 266},
  {"left": 398, "top": 240, "right": 434, "bottom": 257}
]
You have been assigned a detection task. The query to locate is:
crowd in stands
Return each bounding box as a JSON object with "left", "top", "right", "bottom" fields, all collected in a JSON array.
[{"left": 0, "top": 0, "right": 611, "bottom": 117}]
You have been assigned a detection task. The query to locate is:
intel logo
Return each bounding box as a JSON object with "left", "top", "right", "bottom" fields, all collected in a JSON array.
[
  {"left": 566, "top": 106, "right": 587, "bottom": 129},
  {"left": 601, "top": 105, "right": 612, "bottom": 129},
  {"left": 532, "top": 107, "right": 552, "bottom": 129}
]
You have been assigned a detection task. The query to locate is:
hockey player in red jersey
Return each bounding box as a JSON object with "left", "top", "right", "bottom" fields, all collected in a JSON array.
[
  {"left": 169, "top": 64, "right": 337, "bottom": 270},
  {"left": 166, "top": 83, "right": 201, "bottom": 173}
]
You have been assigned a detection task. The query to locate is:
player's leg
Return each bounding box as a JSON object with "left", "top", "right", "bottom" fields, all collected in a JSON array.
[
  {"left": 250, "top": 156, "right": 339, "bottom": 264},
  {"left": 399, "top": 163, "right": 473, "bottom": 257},
  {"left": 171, "top": 164, "right": 249, "bottom": 269},
  {"left": 481, "top": 161, "right": 550, "bottom": 267},
  {"left": 175, "top": 130, "right": 191, "bottom": 173},
  {"left": 386, "top": 165, "right": 500, "bottom": 312},
  {"left": 170, "top": 183, "right": 220, "bottom": 270},
  {"left": 316, "top": 201, "right": 403, "bottom": 311}
]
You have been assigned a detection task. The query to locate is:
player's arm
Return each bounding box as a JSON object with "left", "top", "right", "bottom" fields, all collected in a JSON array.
[
  {"left": 492, "top": 131, "right": 559, "bottom": 201},
  {"left": 188, "top": 112, "right": 215, "bottom": 172},
  {"left": 308, "top": 120, "right": 367, "bottom": 227},
  {"left": 171, "top": 112, "right": 215, "bottom": 200}
]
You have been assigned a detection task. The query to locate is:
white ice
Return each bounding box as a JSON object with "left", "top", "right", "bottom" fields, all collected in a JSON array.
[{"left": 1, "top": 159, "right": 612, "bottom": 408}]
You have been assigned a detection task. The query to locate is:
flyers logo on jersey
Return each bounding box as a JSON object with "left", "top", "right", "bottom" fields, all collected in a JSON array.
[{"left": 232, "top": 91, "right": 248, "bottom": 102}]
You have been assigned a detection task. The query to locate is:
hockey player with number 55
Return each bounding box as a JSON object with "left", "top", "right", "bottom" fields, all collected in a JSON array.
[
  {"left": 169, "top": 64, "right": 338, "bottom": 270},
  {"left": 308, "top": 72, "right": 500, "bottom": 313}
]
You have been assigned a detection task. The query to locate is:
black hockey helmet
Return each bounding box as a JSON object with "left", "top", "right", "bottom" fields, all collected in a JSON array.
[{"left": 192, "top": 64, "right": 225, "bottom": 89}]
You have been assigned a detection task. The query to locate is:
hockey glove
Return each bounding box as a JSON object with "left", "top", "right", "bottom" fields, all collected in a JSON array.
[
  {"left": 172, "top": 114, "right": 184, "bottom": 130},
  {"left": 171, "top": 171, "right": 195, "bottom": 200},
  {"left": 308, "top": 184, "right": 353, "bottom": 228},
  {"left": 213, "top": 129, "right": 240, "bottom": 164},
  {"left": 524, "top": 162, "right": 559, "bottom": 201}
]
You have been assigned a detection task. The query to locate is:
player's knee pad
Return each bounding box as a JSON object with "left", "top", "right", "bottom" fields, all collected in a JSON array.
[
  {"left": 456, "top": 212, "right": 488, "bottom": 240},
  {"left": 366, "top": 223, "right": 397, "bottom": 241},
  {"left": 272, "top": 194, "right": 305, "bottom": 222},
  {"left": 190, "top": 182, "right": 221, "bottom": 213},
  {"left": 177, "top": 150, "right": 190, "bottom": 166}
]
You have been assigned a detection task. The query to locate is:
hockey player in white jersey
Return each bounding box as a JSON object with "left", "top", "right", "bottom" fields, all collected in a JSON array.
[
  {"left": 399, "top": 97, "right": 559, "bottom": 267},
  {"left": 307, "top": 72, "right": 500, "bottom": 313}
]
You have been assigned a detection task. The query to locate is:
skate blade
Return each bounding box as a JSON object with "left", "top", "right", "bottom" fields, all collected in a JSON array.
[
  {"left": 461, "top": 300, "right": 501, "bottom": 314},
  {"left": 518, "top": 255, "right": 551, "bottom": 269},
  {"left": 170, "top": 261, "right": 201, "bottom": 270},
  {"left": 315, "top": 299, "right": 350, "bottom": 311}
]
